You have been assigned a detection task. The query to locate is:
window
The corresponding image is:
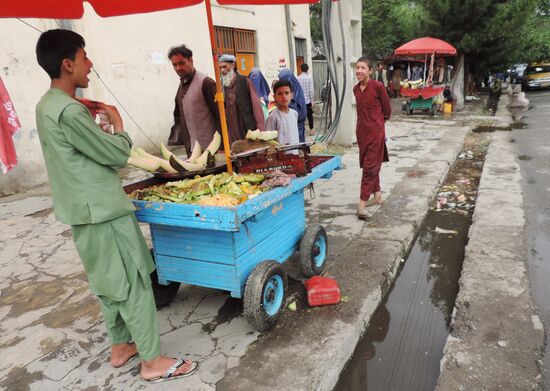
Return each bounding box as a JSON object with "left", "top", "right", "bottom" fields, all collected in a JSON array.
[{"left": 214, "top": 26, "right": 256, "bottom": 75}]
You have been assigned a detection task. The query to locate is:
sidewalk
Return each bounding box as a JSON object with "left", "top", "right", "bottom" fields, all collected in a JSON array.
[{"left": 0, "top": 99, "right": 505, "bottom": 390}]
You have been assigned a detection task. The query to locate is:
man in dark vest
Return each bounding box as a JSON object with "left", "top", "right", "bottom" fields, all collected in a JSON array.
[
  {"left": 168, "top": 44, "right": 220, "bottom": 156},
  {"left": 218, "top": 54, "right": 265, "bottom": 144}
]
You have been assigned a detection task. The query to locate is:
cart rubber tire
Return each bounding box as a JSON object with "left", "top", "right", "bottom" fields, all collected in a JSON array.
[
  {"left": 244, "top": 261, "right": 288, "bottom": 331},
  {"left": 300, "top": 224, "right": 328, "bottom": 277},
  {"left": 149, "top": 249, "right": 181, "bottom": 309}
]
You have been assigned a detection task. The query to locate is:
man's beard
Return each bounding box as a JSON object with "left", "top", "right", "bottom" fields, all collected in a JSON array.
[{"left": 221, "top": 69, "right": 235, "bottom": 87}]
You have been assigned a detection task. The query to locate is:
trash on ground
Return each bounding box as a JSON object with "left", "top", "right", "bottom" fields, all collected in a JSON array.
[
  {"left": 340, "top": 295, "right": 351, "bottom": 303},
  {"left": 288, "top": 301, "right": 297, "bottom": 311},
  {"left": 435, "top": 227, "right": 459, "bottom": 235},
  {"left": 304, "top": 276, "right": 341, "bottom": 307}
]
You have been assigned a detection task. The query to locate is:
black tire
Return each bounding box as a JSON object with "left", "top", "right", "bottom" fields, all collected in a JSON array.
[
  {"left": 244, "top": 261, "right": 288, "bottom": 331},
  {"left": 300, "top": 224, "right": 328, "bottom": 277},
  {"left": 149, "top": 249, "right": 181, "bottom": 309}
]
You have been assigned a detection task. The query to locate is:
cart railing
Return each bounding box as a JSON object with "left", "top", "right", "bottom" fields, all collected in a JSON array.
[{"left": 133, "top": 155, "right": 342, "bottom": 232}]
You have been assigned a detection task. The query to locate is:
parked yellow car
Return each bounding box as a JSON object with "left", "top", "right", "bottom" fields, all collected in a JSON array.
[{"left": 522, "top": 62, "right": 550, "bottom": 90}]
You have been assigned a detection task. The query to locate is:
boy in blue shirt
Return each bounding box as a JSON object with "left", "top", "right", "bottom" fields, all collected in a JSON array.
[{"left": 265, "top": 80, "right": 300, "bottom": 147}]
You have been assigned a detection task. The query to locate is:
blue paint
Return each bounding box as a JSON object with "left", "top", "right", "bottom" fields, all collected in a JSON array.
[
  {"left": 314, "top": 235, "right": 327, "bottom": 268},
  {"left": 263, "top": 274, "right": 284, "bottom": 316},
  {"left": 134, "top": 156, "right": 341, "bottom": 299}
]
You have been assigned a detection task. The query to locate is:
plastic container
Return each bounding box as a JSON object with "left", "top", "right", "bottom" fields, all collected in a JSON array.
[
  {"left": 443, "top": 102, "right": 453, "bottom": 114},
  {"left": 304, "top": 276, "right": 340, "bottom": 307}
]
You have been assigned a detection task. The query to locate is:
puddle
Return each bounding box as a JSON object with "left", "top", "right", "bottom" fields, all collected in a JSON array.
[
  {"left": 473, "top": 125, "right": 511, "bottom": 133},
  {"left": 511, "top": 122, "right": 528, "bottom": 129},
  {"left": 335, "top": 134, "right": 488, "bottom": 391},
  {"left": 518, "top": 155, "right": 533, "bottom": 161}
]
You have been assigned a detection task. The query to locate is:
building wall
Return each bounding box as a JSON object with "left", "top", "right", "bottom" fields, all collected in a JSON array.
[
  {"left": 331, "top": 0, "right": 362, "bottom": 145},
  {"left": 0, "top": 3, "right": 310, "bottom": 195}
]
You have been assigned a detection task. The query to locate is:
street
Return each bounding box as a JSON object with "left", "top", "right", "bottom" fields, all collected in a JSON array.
[{"left": 513, "top": 89, "right": 550, "bottom": 390}]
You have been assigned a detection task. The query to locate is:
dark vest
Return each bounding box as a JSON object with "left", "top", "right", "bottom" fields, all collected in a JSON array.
[{"left": 234, "top": 73, "right": 256, "bottom": 137}]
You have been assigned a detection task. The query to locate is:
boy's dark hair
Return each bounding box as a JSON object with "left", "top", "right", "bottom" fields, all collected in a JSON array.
[
  {"left": 300, "top": 63, "right": 309, "bottom": 72},
  {"left": 356, "top": 56, "right": 374, "bottom": 70},
  {"left": 36, "top": 29, "right": 85, "bottom": 79},
  {"left": 168, "top": 45, "right": 193, "bottom": 60},
  {"left": 273, "top": 79, "right": 293, "bottom": 94}
]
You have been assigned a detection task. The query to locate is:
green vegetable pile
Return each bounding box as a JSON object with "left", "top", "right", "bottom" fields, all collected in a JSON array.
[{"left": 129, "top": 172, "right": 268, "bottom": 206}]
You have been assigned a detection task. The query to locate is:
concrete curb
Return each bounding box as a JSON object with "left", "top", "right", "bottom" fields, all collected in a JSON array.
[
  {"left": 218, "top": 125, "right": 471, "bottom": 391},
  {"left": 436, "top": 105, "right": 545, "bottom": 389}
]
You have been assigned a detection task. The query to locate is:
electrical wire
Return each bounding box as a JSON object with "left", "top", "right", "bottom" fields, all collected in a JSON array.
[
  {"left": 16, "top": 18, "right": 158, "bottom": 149},
  {"left": 17, "top": 19, "right": 42, "bottom": 33},
  {"left": 90, "top": 69, "right": 158, "bottom": 149},
  {"left": 316, "top": 0, "right": 347, "bottom": 144}
]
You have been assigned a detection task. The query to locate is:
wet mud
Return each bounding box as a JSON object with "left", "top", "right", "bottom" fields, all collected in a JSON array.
[{"left": 335, "top": 133, "right": 488, "bottom": 391}]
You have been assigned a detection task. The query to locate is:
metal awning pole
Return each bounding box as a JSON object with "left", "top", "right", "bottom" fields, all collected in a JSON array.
[{"left": 205, "top": 0, "right": 233, "bottom": 174}]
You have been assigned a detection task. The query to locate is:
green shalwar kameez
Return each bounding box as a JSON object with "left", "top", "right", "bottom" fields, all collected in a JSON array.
[{"left": 36, "top": 88, "right": 160, "bottom": 360}]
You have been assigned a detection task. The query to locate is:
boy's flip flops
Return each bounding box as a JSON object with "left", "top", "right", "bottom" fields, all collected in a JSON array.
[{"left": 145, "top": 359, "right": 198, "bottom": 383}]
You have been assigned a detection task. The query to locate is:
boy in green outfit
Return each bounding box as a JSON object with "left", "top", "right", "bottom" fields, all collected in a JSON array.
[{"left": 35, "top": 29, "right": 197, "bottom": 383}]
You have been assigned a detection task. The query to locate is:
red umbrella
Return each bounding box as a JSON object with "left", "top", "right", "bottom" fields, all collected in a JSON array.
[
  {"left": 394, "top": 37, "right": 456, "bottom": 56},
  {"left": 0, "top": 0, "right": 317, "bottom": 18},
  {"left": 0, "top": 0, "right": 319, "bottom": 172}
]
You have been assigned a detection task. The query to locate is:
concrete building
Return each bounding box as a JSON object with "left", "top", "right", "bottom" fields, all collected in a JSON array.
[{"left": 0, "top": 2, "right": 311, "bottom": 195}]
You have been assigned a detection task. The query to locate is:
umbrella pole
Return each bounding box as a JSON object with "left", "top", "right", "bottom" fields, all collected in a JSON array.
[
  {"left": 423, "top": 52, "right": 427, "bottom": 82},
  {"left": 204, "top": 0, "right": 233, "bottom": 174}
]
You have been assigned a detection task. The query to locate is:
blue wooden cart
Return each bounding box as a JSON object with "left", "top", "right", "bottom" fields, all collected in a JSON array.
[{"left": 131, "top": 156, "right": 342, "bottom": 330}]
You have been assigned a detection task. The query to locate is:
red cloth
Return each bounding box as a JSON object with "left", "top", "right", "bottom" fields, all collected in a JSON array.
[
  {"left": 400, "top": 86, "right": 444, "bottom": 99},
  {"left": 353, "top": 80, "right": 391, "bottom": 201},
  {"left": 0, "top": 77, "right": 20, "bottom": 174}
]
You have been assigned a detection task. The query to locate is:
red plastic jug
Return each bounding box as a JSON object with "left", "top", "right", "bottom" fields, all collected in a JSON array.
[{"left": 304, "top": 276, "right": 341, "bottom": 307}]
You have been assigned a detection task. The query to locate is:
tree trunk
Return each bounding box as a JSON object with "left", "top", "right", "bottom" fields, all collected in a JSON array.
[{"left": 451, "top": 54, "right": 465, "bottom": 111}]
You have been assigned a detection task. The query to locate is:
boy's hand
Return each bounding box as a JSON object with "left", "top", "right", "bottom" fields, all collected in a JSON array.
[{"left": 97, "top": 103, "right": 124, "bottom": 133}]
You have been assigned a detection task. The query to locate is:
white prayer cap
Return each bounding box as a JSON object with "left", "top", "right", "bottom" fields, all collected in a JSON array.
[{"left": 219, "top": 54, "right": 236, "bottom": 63}]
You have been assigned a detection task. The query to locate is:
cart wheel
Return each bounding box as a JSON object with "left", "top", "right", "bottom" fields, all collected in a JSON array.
[
  {"left": 149, "top": 249, "right": 181, "bottom": 309},
  {"left": 300, "top": 224, "right": 328, "bottom": 277},
  {"left": 244, "top": 261, "right": 288, "bottom": 331}
]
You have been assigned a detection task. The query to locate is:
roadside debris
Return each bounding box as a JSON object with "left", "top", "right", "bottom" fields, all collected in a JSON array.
[
  {"left": 435, "top": 227, "right": 459, "bottom": 235},
  {"left": 304, "top": 276, "right": 341, "bottom": 307},
  {"left": 432, "top": 134, "right": 489, "bottom": 215}
]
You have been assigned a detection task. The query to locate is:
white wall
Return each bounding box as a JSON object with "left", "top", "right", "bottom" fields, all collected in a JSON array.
[
  {"left": 0, "top": 3, "right": 310, "bottom": 195},
  {"left": 331, "top": 0, "right": 362, "bottom": 145}
]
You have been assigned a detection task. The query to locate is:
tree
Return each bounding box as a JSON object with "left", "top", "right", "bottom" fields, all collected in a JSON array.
[
  {"left": 414, "top": 0, "right": 539, "bottom": 71},
  {"left": 360, "top": 0, "right": 424, "bottom": 59},
  {"left": 309, "top": 3, "right": 323, "bottom": 42}
]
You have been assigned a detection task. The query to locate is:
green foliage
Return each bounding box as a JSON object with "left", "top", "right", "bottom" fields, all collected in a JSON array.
[
  {"left": 414, "top": 0, "right": 546, "bottom": 70},
  {"left": 309, "top": 3, "right": 323, "bottom": 42},
  {"left": 309, "top": 0, "right": 550, "bottom": 70},
  {"left": 521, "top": 0, "right": 550, "bottom": 63},
  {"left": 361, "top": 0, "right": 424, "bottom": 59}
]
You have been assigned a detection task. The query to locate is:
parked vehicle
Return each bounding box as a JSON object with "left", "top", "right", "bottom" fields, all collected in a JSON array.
[
  {"left": 509, "top": 63, "right": 527, "bottom": 84},
  {"left": 522, "top": 62, "right": 550, "bottom": 90}
]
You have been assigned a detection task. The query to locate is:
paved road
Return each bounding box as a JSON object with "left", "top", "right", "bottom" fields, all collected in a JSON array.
[{"left": 513, "top": 89, "right": 550, "bottom": 389}]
